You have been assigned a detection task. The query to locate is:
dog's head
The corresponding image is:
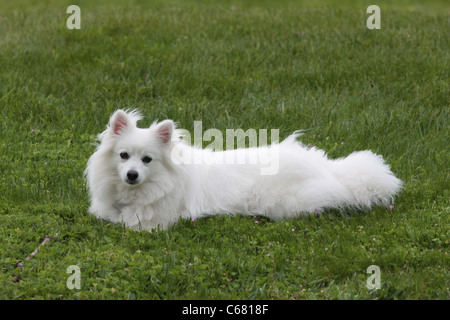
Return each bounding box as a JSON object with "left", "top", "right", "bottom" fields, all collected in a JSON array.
[{"left": 103, "top": 109, "right": 175, "bottom": 187}]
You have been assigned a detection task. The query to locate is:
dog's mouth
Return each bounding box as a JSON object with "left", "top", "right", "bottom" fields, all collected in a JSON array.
[{"left": 125, "top": 180, "right": 140, "bottom": 186}]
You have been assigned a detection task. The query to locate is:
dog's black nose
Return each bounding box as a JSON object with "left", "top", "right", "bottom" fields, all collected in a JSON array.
[{"left": 127, "top": 170, "right": 139, "bottom": 182}]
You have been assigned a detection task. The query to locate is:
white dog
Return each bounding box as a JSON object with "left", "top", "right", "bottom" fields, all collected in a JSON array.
[{"left": 85, "top": 109, "right": 402, "bottom": 231}]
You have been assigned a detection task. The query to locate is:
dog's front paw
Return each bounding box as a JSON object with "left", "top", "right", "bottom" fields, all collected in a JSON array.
[{"left": 89, "top": 201, "right": 122, "bottom": 223}]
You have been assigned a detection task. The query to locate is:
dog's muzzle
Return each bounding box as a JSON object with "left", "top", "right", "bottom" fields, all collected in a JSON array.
[{"left": 126, "top": 170, "right": 139, "bottom": 185}]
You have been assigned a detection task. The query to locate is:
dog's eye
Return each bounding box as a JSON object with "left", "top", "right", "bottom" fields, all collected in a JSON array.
[
  {"left": 120, "top": 152, "right": 129, "bottom": 160},
  {"left": 142, "top": 156, "right": 152, "bottom": 164}
]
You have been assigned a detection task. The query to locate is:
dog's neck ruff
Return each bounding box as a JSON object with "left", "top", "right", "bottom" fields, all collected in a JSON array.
[{"left": 113, "top": 202, "right": 126, "bottom": 212}]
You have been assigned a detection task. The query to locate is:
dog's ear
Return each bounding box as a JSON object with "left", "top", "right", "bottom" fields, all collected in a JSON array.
[
  {"left": 109, "top": 109, "right": 141, "bottom": 135},
  {"left": 111, "top": 110, "right": 129, "bottom": 135},
  {"left": 155, "top": 120, "right": 174, "bottom": 144}
]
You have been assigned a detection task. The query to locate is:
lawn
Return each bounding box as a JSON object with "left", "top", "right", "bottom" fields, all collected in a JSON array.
[{"left": 0, "top": 0, "right": 448, "bottom": 299}]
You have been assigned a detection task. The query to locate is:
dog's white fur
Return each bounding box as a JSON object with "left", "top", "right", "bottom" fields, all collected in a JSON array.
[{"left": 85, "top": 109, "right": 402, "bottom": 231}]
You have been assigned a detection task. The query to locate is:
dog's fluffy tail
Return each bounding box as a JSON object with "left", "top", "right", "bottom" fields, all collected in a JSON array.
[{"left": 330, "top": 150, "right": 402, "bottom": 209}]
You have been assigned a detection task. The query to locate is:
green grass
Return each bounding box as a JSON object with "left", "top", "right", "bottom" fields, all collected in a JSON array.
[{"left": 0, "top": 0, "right": 448, "bottom": 299}]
